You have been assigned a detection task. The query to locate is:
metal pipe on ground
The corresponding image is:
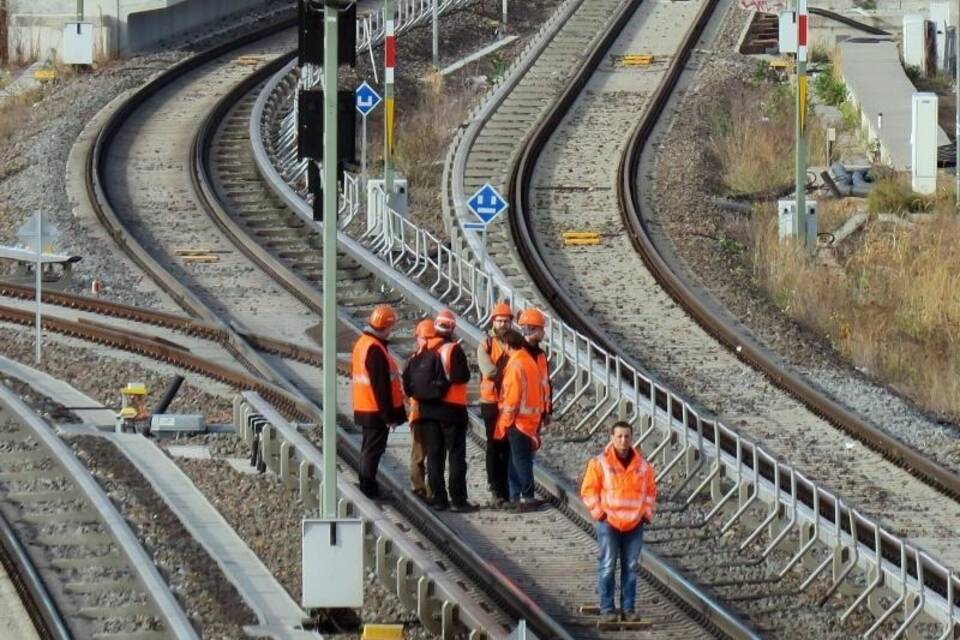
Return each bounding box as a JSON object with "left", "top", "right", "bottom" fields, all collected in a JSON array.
[{"left": 153, "top": 375, "right": 185, "bottom": 415}]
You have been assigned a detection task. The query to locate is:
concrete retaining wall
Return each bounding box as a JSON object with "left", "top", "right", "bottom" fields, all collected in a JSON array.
[{"left": 6, "top": 0, "right": 271, "bottom": 62}]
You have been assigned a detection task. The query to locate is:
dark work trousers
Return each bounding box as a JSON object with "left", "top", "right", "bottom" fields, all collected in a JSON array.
[
  {"left": 481, "top": 403, "right": 510, "bottom": 500},
  {"left": 507, "top": 426, "right": 536, "bottom": 501},
  {"left": 422, "top": 419, "right": 469, "bottom": 506},
  {"left": 359, "top": 421, "right": 390, "bottom": 497}
]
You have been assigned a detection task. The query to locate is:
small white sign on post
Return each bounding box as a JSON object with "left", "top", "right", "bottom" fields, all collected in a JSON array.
[
  {"left": 18, "top": 213, "right": 61, "bottom": 365},
  {"left": 63, "top": 23, "right": 94, "bottom": 65},
  {"left": 302, "top": 519, "right": 364, "bottom": 608}
]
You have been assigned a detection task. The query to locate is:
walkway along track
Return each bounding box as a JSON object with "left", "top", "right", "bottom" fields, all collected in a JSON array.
[
  {"left": 0, "top": 379, "right": 197, "bottom": 640},
  {"left": 77, "top": 3, "right": 722, "bottom": 638},
  {"left": 436, "top": 0, "right": 960, "bottom": 636}
]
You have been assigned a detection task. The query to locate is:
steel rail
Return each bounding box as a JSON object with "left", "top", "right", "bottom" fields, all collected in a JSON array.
[
  {"left": 0, "top": 507, "right": 70, "bottom": 640},
  {"left": 249, "top": 20, "right": 756, "bottom": 640},
  {"left": 79, "top": 11, "right": 557, "bottom": 639},
  {"left": 0, "top": 383, "right": 200, "bottom": 639}
]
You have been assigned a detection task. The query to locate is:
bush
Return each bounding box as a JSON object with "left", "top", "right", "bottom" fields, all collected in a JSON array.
[
  {"left": 813, "top": 66, "right": 847, "bottom": 106},
  {"left": 867, "top": 171, "right": 936, "bottom": 214}
]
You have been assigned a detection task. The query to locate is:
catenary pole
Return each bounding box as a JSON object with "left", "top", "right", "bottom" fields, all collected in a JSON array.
[
  {"left": 432, "top": 0, "right": 439, "bottom": 70},
  {"left": 384, "top": 0, "right": 396, "bottom": 208},
  {"left": 321, "top": 0, "right": 339, "bottom": 519},
  {"left": 794, "top": 0, "right": 808, "bottom": 250},
  {"left": 955, "top": 8, "right": 959, "bottom": 206}
]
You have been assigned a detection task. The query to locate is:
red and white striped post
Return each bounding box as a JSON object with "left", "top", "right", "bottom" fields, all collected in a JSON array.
[
  {"left": 384, "top": 0, "right": 396, "bottom": 208},
  {"left": 794, "top": 0, "right": 809, "bottom": 250}
]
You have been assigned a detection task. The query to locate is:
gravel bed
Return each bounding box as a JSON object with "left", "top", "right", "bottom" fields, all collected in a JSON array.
[
  {"left": 0, "top": 1, "right": 295, "bottom": 311},
  {"left": 68, "top": 434, "right": 256, "bottom": 639},
  {"left": 646, "top": 4, "right": 960, "bottom": 469},
  {"left": 172, "top": 447, "right": 435, "bottom": 638},
  {"left": 0, "top": 323, "right": 235, "bottom": 422}
]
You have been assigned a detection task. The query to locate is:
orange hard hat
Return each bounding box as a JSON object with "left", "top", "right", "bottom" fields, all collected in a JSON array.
[
  {"left": 435, "top": 308, "right": 456, "bottom": 333},
  {"left": 415, "top": 319, "right": 436, "bottom": 339},
  {"left": 369, "top": 304, "right": 397, "bottom": 331},
  {"left": 491, "top": 301, "right": 513, "bottom": 319},
  {"left": 518, "top": 308, "right": 546, "bottom": 328}
]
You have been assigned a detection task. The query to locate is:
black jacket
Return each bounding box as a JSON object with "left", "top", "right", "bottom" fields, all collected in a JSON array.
[
  {"left": 355, "top": 332, "right": 407, "bottom": 429},
  {"left": 410, "top": 338, "right": 471, "bottom": 426}
]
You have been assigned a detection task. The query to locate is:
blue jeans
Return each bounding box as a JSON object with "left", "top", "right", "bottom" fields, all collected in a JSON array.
[
  {"left": 506, "top": 427, "right": 535, "bottom": 501},
  {"left": 597, "top": 521, "right": 644, "bottom": 613}
]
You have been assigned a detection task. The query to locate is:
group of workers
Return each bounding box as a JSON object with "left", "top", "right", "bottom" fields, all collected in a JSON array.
[
  {"left": 351, "top": 301, "right": 551, "bottom": 512},
  {"left": 350, "top": 302, "right": 657, "bottom": 621}
]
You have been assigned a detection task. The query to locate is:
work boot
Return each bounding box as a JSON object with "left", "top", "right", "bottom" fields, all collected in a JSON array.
[
  {"left": 599, "top": 612, "right": 619, "bottom": 624},
  {"left": 450, "top": 501, "right": 478, "bottom": 513},
  {"left": 621, "top": 611, "right": 640, "bottom": 623},
  {"left": 517, "top": 498, "right": 544, "bottom": 512}
]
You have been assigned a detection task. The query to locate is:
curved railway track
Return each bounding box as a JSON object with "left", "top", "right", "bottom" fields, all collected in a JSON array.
[
  {"left": 0, "top": 379, "right": 197, "bottom": 640},
  {"left": 71, "top": 5, "right": 736, "bottom": 638},
  {"left": 426, "top": 0, "right": 960, "bottom": 637}
]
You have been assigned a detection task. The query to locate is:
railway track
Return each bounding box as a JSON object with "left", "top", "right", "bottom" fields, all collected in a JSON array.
[
  {"left": 0, "top": 379, "right": 197, "bottom": 640},
  {"left": 73, "top": 2, "right": 739, "bottom": 637},
  {"left": 412, "top": 0, "right": 960, "bottom": 636}
]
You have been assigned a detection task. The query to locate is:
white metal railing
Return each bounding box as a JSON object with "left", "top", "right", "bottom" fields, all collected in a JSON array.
[{"left": 252, "top": 7, "right": 960, "bottom": 639}]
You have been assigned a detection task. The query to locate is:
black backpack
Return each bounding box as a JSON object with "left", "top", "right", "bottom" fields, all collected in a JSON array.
[{"left": 403, "top": 348, "right": 450, "bottom": 401}]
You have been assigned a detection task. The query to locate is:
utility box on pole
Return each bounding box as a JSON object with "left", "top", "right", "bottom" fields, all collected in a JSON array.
[
  {"left": 302, "top": 519, "right": 364, "bottom": 608},
  {"left": 911, "top": 92, "right": 938, "bottom": 194},
  {"left": 367, "top": 178, "right": 409, "bottom": 216},
  {"left": 930, "top": 1, "right": 952, "bottom": 71},
  {"left": 902, "top": 15, "right": 928, "bottom": 73},
  {"left": 778, "top": 199, "right": 817, "bottom": 253},
  {"left": 778, "top": 11, "right": 797, "bottom": 54}
]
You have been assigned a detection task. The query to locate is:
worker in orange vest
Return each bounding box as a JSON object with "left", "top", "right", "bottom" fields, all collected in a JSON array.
[
  {"left": 580, "top": 421, "right": 657, "bottom": 623},
  {"left": 494, "top": 329, "right": 544, "bottom": 512},
  {"left": 420, "top": 309, "right": 473, "bottom": 511},
  {"left": 406, "top": 319, "right": 436, "bottom": 501},
  {"left": 352, "top": 305, "right": 406, "bottom": 499},
  {"left": 477, "top": 301, "right": 514, "bottom": 506},
  {"left": 518, "top": 308, "right": 552, "bottom": 423}
]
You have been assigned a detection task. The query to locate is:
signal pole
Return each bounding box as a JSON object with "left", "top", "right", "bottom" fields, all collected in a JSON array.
[
  {"left": 794, "top": 0, "right": 808, "bottom": 250},
  {"left": 321, "top": 0, "right": 339, "bottom": 519},
  {"left": 384, "top": 0, "right": 396, "bottom": 208}
]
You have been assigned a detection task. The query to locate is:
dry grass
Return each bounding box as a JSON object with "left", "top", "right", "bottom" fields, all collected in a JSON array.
[
  {"left": 363, "top": 76, "right": 475, "bottom": 233},
  {"left": 0, "top": 87, "right": 41, "bottom": 144},
  {"left": 0, "top": 2, "right": 7, "bottom": 66},
  {"left": 708, "top": 84, "right": 824, "bottom": 196},
  {"left": 752, "top": 199, "right": 960, "bottom": 419}
]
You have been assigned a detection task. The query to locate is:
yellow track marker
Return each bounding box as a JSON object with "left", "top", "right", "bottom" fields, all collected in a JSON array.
[
  {"left": 617, "top": 54, "right": 654, "bottom": 67},
  {"left": 362, "top": 624, "right": 403, "bottom": 640},
  {"left": 562, "top": 231, "right": 601, "bottom": 246}
]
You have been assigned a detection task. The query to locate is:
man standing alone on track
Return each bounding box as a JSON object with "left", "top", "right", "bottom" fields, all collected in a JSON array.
[
  {"left": 352, "top": 305, "right": 407, "bottom": 499},
  {"left": 478, "top": 301, "right": 514, "bottom": 507},
  {"left": 580, "top": 421, "right": 657, "bottom": 623},
  {"left": 495, "top": 329, "right": 545, "bottom": 512}
]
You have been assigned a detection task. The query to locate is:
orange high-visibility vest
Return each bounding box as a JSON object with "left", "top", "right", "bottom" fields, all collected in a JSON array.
[
  {"left": 494, "top": 349, "right": 543, "bottom": 444},
  {"left": 352, "top": 334, "right": 403, "bottom": 414},
  {"left": 532, "top": 349, "right": 551, "bottom": 414},
  {"left": 439, "top": 342, "right": 468, "bottom": 406},
  {"left": 480, "top": 336, "right": 508, "bottom": 404},
  {"left": 580, "top": 444, "right": 657, "bottom": 532}
]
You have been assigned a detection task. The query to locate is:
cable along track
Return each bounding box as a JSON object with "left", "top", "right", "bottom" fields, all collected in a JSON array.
[
  {"left": 435, "top": 0, "right": 960, "bottom": 637},
  {"left": 0, "top": 382, "right": 198, "bottom": 640}
]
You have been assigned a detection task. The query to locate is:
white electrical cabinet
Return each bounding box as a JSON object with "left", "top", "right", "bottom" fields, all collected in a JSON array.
[
  {"left": 911, "top": 92, "right": 938, "bottom": 195},
  {"left": 367, "top": 178, "right": 409, "bottom": 217},
  {"left": 778, "top": 199, "right": 818, "bottom": 253},
  {"left": 62, "top": 23, "right": 94, "bottom": 65},
  {"left": 302, "top": 519, "right": 364, "bottom": 608},
  {"left": 902, "top": 16, "right": 928, "bottom": 72},
  {"left": 930, "top": 1, "right": 952, "bottom": 71}
]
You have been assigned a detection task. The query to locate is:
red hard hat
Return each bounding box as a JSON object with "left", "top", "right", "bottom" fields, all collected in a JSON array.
[
  {"left": 369, "top": 305, "right": 397, "bottom": 331},
  {"left": 435, "top": 308, "right": 456, "bottom": 333},
  {"left": 415, "top": 319, "right": 436, "bottom": 339},
  {"left": 491, "top": 301, "right": 513, "bottom": 319},
  {"left": 518, "top": 308, "right": 546, "bottom": 328}
]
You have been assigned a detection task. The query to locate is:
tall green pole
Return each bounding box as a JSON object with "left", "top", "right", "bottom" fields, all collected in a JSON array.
[
  {"left": 321, "top": 0, "right": 339, "bottom": 519},
  {"left": 794, "top": 0, "right": 808, "bottom": 251},
  {"left": 384, "top": 0, "right": 396, "bottom": 208}
]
